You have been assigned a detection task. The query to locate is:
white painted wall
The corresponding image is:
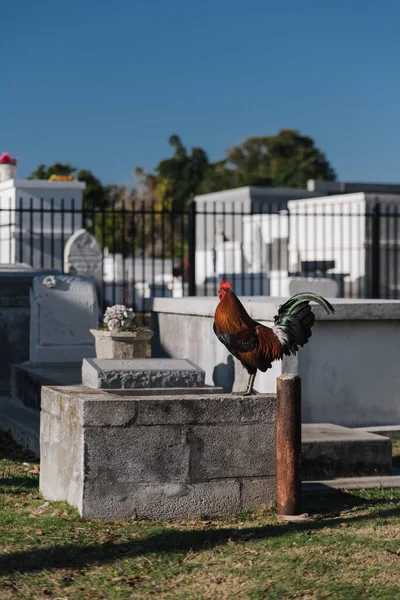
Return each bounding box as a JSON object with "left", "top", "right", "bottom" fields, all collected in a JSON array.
[
  {"left": 0, "top": 179, "right": 85, "bottom": 269},
  {"left": 287, "top": 193, "right": 367, "bottom": 280}
]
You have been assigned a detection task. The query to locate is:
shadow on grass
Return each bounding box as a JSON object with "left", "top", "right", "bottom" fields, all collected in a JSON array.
[
  {"left": 1, "top": 499, "right": 400, "bottom": 577},
  {"left": 0, "top": 474, "right": 39, "bottom": 492}
]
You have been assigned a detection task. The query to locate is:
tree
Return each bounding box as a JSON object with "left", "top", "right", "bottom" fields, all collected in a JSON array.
[
  {"left": 29, "top": 163, "right": 108, "bottom": 209},
  {"left": 29, "top": 162, "right": 76, "bottom": 179},
  {"left": 200, "top": 129, "right": 336, "bottom": 193},
  {"left": 77, "top": 169, "right": 107, "bottom": 209},
  {"left": 263, "top": 129, "right": 336, "bottom": 188},
  {"left": 135, "top": 135, "right": 210, "bottom": 211}
]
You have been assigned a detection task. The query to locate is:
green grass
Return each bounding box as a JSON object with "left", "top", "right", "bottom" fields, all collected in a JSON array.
[{"left": 1, "top": 430, "right": 400, "bottom": 599}]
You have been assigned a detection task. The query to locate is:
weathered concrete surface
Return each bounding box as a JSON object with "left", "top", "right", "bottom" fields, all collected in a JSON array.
[
  {"left": 0, "top": 269, "right": 60, "bottom": 393},
  {"left": 82, "top": 358, "right": 206, "bottom": 390},
  {"left": 90, "top": 329, "right": 153, "bottom": 360},
  {"left": 302, "top": 423, "right": 392, "bottom": 478},
  {"left": 40, "top": 386, "right": 276, "bottom": 519},
  {"left": 149, "top": 296, "right": 400, "bottom": 427},
  {"left": 12, "top": 362, "right": 82, "bottom": 410},
  {"left": 40, "top": 390, "right": 84, "bottom": 513},
  {"left": 109, "top": 386, "right": 224, "bottom": 397}
]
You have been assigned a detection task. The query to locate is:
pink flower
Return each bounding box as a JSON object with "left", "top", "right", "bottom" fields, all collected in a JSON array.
[{"left": 0, "top": 152, "right": 18, "bottom": 166}]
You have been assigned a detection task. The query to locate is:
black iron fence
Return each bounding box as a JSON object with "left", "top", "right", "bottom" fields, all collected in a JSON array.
[{"left": 0, "top": 197, "right": 399, "bottom": 310}]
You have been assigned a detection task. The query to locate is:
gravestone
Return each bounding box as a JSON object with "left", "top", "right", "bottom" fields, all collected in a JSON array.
[
  {"left": 30, "top": 274, "right": 98, "bottom": 363},
  {"left": 82, "top": 358, "right": 206, "bottom": 389},
  {"left": 64, "top": 229, "right": 102, "bottom": 304}
]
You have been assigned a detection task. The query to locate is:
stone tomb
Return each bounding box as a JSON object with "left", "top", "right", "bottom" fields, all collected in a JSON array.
[
  {"left": 0, "top": 267, "right": 60, "bottom": 394},
  {"left": 11, "top": 274, "right": 97, "bottom": 416},
  {"left": 30, "top": 274, "right": 98, "bottom": 363},
  {"left": 82, "top": 358, "right": 206, "bottom": 390},
  {"left": 38, "top": 384, "right": 392, "bottom": 518},
  {"left": 40, "top": 385, "right": 277, "bottom": 520}
]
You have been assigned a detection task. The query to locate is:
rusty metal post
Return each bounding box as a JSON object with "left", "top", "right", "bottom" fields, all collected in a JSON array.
[{"left": 276, "top": 373, "right": 301, "bottom": 516}]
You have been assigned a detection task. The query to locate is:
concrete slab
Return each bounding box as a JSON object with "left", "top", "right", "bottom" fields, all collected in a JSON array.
[
  {"left": 0, "top": 396, "right": 40, "bottom": 457},
  {"left": 12, "top": 362, "right": 82, "bottom": 410},
  {"left": 355, "top": 425, "right": 400, "bottom": 439},
  {"left": 302, "top": 423, "right": 392, "bottom": 478},
  {"left": 108, "top": 386, "right": 224, "bottom": 397},
  {"left": 82, "top": 358, "right": 206, "bottom": 390},
  {"left": 303, "top": 474, "right": 400, "bottom": 494}
]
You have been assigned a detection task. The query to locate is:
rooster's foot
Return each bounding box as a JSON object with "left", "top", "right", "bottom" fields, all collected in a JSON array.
[
  {"left": 242, "top": 388, "right": 259, "bottom": 396},
  {"left": 233, "top": 389, "right": 258, "bottom": 396}
]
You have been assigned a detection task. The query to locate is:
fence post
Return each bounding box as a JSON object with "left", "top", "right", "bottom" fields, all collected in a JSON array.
[
  {"left": 188, "top": 199, "right": 197, "bottom": 296},
  {"left": 276, "top": 373, "right": 302, "bottom": 516},
  {"left": 371, "top": 202, "right": 381, "bottom": 299}
]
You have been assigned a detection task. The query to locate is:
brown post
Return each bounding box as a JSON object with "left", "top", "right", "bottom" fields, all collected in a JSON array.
[{"left": 276, "top": 373, "right": 301, "bottom": 516}]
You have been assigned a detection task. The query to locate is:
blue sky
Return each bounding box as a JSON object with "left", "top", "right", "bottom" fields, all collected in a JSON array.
[{"left": 2, "top": 1, "right": 399, "bottom": 186}]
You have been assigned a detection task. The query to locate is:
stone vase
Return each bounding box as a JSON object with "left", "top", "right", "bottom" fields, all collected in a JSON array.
[
  {"left": 0, "top": 163, "right": 17, "bottom": 182},
  {"left": 90, "top": 328, "right": 153, "bottom": 359}
]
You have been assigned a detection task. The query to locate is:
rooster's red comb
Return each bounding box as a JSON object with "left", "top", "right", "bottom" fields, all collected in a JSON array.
[{"left": 219, "top": 280, "right": 232, "bottom": 290}]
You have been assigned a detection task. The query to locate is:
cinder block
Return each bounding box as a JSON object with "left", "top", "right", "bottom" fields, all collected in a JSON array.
[
  {"left": 189, "top": 424, "right": 276, "bottom": 481},
  {"left": 82, "top": 358, "right": 206, "bottom": 390},
  {"left": 240, "top": 477, "right": 277, "bottom": 510},
  {"left": 84, "top": 425, "right": 190, "bottom": 483},
  {"left": 133, "top": 393, "right": 276, "bottom": 426},
  {"left": 82, "top": 480, "right": 241, "bottom": 520}
]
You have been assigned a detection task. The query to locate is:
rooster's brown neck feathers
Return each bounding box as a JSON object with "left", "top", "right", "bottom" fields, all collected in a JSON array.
[{"left": 215, "top": 289, "right": 254, "bottom": 333}]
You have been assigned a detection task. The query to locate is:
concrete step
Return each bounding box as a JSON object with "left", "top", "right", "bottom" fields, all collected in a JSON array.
[
  {"left": 301, "top": 423, "right": 392, "bottom": 479},
  {"left": 0, "top": 396, "right": 40, "bottom": 457},
  {"left": 303, "top": 472, "right": 400, "bottom": 494},
  {"left": 12, "top": 362, "right": 82, "bottom": 411},
  {"left": 354, "top": 425, "right": 400, "bottom": 439}
]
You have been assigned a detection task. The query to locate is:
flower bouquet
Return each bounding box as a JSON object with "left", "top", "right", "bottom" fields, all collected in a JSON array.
[
  {"left": 49, "top": 175, "right": 74, "bottom": 181},
  {"left": 0, "top": 152, "right": 18, "bottom": 182},
  {"left": 90, "top": 304, "right": 153, "bottom": 359}
]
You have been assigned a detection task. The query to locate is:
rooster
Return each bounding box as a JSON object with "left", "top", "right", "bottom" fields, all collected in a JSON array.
[{"left": 214, "top": 280, "right": 335, "bottom": 395}]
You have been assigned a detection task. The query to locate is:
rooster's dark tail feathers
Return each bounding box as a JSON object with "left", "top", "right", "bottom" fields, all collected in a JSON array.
[{"left": 273, "top": 292, "right": 335, "bottom": 355}]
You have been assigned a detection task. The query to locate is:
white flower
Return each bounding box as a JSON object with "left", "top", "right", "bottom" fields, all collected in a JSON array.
[
  {"left": 42, "top": 275, "right": 57, "bottom": 289},
  {"left": 103, "top": 304, "right": 136, "bottom": 332}
]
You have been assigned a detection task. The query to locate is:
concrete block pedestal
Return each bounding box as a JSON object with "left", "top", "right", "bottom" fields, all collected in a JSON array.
[{"left": 39, "top": 386, "right": 277, "bottom": 520}]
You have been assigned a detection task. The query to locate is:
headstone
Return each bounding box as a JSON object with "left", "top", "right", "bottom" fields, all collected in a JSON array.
[
  {"left": 82, "top": 358, "right": 206, "bottom": 389},
  {"left": 64, "top": 229, "right": 103, "bottom": 293},
  {"left": 30, "top": 274, "right": 98, "bottom": 363}
]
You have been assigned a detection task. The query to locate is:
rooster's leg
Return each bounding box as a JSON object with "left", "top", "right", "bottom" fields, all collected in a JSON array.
[
  {"left": 242, "top": 372, "right": 256, "bottom": 396},
  {"left": 234, "top": 372, "right": 257, "bottom": 396}
]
